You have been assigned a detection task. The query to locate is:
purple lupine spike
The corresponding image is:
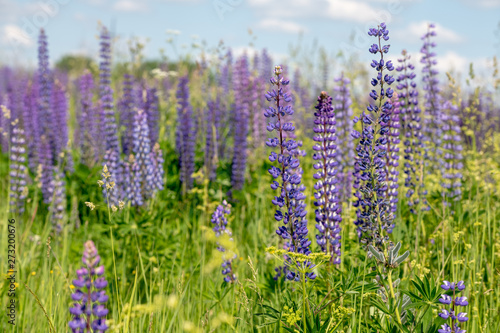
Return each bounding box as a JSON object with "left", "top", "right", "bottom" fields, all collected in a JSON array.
[
  {"left": 37, "top": 29, "right": 54, "bottom": 154},
  {"left": 352, "top": 23, "right": 396, "bottom": 250},
  {"left": 437, "top": 280, "right": 468, "bottom": 333},
  {"left": 119, "top": 74, "right": 135, "bottom": 156},
  {"left": 219, "top": 49, "right": 232, "bottom": 96},
  {"left": 52, "top": 80, "right": 72, "bottom": 171},
  {"left": 9, "top": 121, "right": 28, "bottom": 214},
  {"left": 129, "top": 155, "right": 144, "bottom": 206},
  {"left": 421, "top": 23, "right": 443, "bottom": 158},
  {"left": 69, "top": 240, "right": 109, "bottom": 333},
  {"left": 51, "top": 167, "right": 66, "bottom": 233},
  {"left": 395, "top": 50, "right": 428, "bottom": 213},
  {"left": 131, "top": 109, "right": 157, "bottom": 202},
  {"left": 132, "top": 109, "right": 152, "bottom": 173},
  {"left": 312, "top": 92, "right": 342, "bottom": 265},
  {"left": 22, "top": 80, "right": 41, "bottom": 171},
  {"left": 145, "top": 87, "right": 159, "bottom": 144},
  {"left": 40, "top": 135, "right": 54, "bottom": 204},
  {"left": 176, "top": 76, "right": 195, "bottom": 193},
  {"left": 211, "top": 200, "right": 237, "bottom": 283},
  {"left": 386, "top": 93, "right": 400, "bottom": 216},
  {"left": 78, "top": 71, "right": 101, "bottom": 164},
  {"left": 99, "top": 26, "right": 119, "bottom": 154},
  {"left": 259, "top": 48, "right": 273, "bottom": 80},
  {"left": 205, "top": 97, "right": 217, "bottom": 181},
  {"left": 333, "top": 73, "right": 354, "bottom": 202},
  {"left": 438, "top": 101, "right": 463, "bottom": 204},
  {"left": 251, "top": 76, "right": 267, "bottom": 148},
  {"left": 148, "top": 143, "right": 164, "bottom": 192},
  {"left": 265, "top": 65, "right": 314, "bottom": 282},
  {"left": 231, "top": 55, "right": 250, "bottom": 191}
]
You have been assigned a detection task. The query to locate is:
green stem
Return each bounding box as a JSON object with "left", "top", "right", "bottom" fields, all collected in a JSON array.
[
  {"left": 387, "top": 270, "right": 402, "bottom": 325},
  {"left": 302, "top": 273, "right": 307, "bottom": 333}
]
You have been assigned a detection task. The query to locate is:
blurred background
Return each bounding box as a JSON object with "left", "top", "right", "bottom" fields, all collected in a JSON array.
[{"left": 1, "top": 0, "right": 499, "bottom": 80}]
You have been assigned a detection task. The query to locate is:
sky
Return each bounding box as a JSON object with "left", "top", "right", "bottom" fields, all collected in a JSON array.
[{"left": 0, "top": 0, "right": 499, "bottom": 76}]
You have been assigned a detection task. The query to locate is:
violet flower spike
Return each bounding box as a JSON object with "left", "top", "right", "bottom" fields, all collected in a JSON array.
[
  {"left": 211, "top": 200, "right": 237, "bottom": 283},
  {"left": 437, "top": 280, "right": 468, "bottom": 333},
  {"left": 265, "top": 65, "right": 314, "bottom": 281},
  {"left": 176, "top": 76, "right": 195, "bottom": 193},
  {"left": 69, "top": 240, "right": 109, "bottom": 332},
  {"left": 352, "top": 23, "right": 396, "bottom": 250},
  {"left": 312, "top": 92, "right": 342, "bottom": 265}
]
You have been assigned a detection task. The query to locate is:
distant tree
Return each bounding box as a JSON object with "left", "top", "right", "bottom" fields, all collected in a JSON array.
[{"left": 55, "top": 55, "right": 97, "bottom": 75}]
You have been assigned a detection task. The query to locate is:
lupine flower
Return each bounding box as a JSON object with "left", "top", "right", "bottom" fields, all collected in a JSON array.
[
  {"left": 420, "top": 23, "right": 443, "bottom": 160},
  {"left": 69, "top": 240, "right": 109, "bottom": 332},
  {"left": 145, "top": 87, "right": 159, "bottom": 144},
  {"left": 9, "top": 119, "right": 28, "bottom": 214},
  {"left": 205, "top": 96, "right": 218, "bottom": 181},
  {"left": 211, "top": 200, "right": 236, "bottom": 283},
  {"left": 78, "top": 71, "right": 101, "bottom": 163},
  {"left": 40, "top": 135, "right": 54, "bottom": 204},
  {"left": 148, "top": 143, "right": 165, "bottom": 192},
  {"left": 23, "top": 81, "right": 41, "bottom": 171},
  {"left": 176, "top": 76, "right": 195, "bottom": 192},
  {"left": 250, "top": 76, "right": 267, "bottom": 148},
  {"left": 220, "top": 49, "right": 232, "bottom": 96},
  {"left": 99, "top": 26, "right": 119, "bottom": 154},
  {"left": 352, "top": 23, "right": 396, "bottom": 250},
  {"left": 437, "top": 280, "right": 468, "bottom": 333},
  {"left": 125, "top": 155, "right": 144, "bottom": 206},
  {"left": 385, "top": 93, "right": 400, "bottom": 215},
  {"left": 37, "top": 29, "right": 54, "bottom": 156},
  {"left": 51, "top": 167, "right": 66, "bottom": 232},
  {"left": 395, "top": 50, "right": 428, "bottom": 213},
  {"left": 438, "top": 101, "right": 463, "bottom": 204},
  {"left": 132, "top": 109, "right": 152, "bottom": 176},
  {"left": 52, "top": 80, "right": 69, "bottom": 161},
  {"left": 231, "top": 55, "right": 250, "bottom": 191},
  {"left": 333, "top": 73, "right": 354, "bottom": 202},
  {"left": 312, "top": 92, "right": 342, "bottom": 264},
  {"left": 119, "top": 74, "right": 135, "bottom": 156},
  {"left": 265, "top": 65, "right": 314, "bottom": 281}
]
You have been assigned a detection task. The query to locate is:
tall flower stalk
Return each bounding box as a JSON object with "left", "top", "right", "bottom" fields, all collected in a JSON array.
[
  {"left": 312, "top": 92, "right": 341, "bottom": 265},
  {"left": 421, "top": 23, "right": 442, "bottom": 160},
  {"left": 9, "top": 119, "right": 28, "bottom": 214},
  {"left": 437, "top": 280, "right": 468, "bottom": 333},
  {"left": 334, "top": 73, "right": 354, "bottom": 202},
  {"left": 176, "top": 76, "right": 195, "bottom": 193},
  {"left": 99, "top": 26, "right": 119, "bottom": 155},
  {"left": 231, "top": 55, "right": 250, "bottom": 191},
  {"left": 352, "top": 23, "right": 396, "bottom": 250},
  {"left": 396, "top": 50, "right": 427, "bottom": 213},
  {"left": 265, "top": 65, "right": 314, "bottom": 281},
  {"left": 211, "top": 200, "right": 237, "bottom": 283},
  {"left": 69, "top": 240, "right": 109, "bottom": 332},
  {"left": 438, "top": 101, "right": 463, "bottom": 204}
]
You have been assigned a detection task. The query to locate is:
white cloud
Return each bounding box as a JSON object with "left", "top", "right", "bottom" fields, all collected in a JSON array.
[
  {"left": 248, "top": 0, "right": 382, "bottom": 23},
  {"left": 1, "top": 24, "right": 34, "bottom": 47},
  {"left": 257, "top": 18, "right": 307, "bottom": 34},
  {"left": 396, "top": 21, "right": 463, "bottom": 44},
  {"left": 113, "top": 0, "right": 148, "bottom": 12},
  {"left": 461, "top": 0, "right": 500, "bottom": 8}
]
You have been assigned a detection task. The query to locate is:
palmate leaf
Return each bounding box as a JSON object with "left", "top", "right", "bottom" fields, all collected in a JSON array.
[{"left": 371, "top": 297, "right": 391, "bottom": 315}]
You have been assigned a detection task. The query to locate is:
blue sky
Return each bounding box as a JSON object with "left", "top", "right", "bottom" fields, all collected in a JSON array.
[{"left": 1, "top": 0, "right": 499, "bottom": 76}]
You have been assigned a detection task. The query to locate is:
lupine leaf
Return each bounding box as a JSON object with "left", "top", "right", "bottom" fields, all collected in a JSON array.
[
  {"left": 394, "top": 250, "right": 410, "bottom": 265},
  {"left": 368, "top": 245, "right": 384, "bottom": 262}
]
